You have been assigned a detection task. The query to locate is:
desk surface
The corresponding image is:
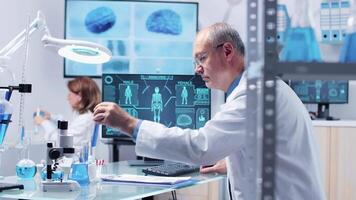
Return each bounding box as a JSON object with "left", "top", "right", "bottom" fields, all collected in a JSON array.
[{"left": 0, "top": 161, "right": 225, "bottom": 200}]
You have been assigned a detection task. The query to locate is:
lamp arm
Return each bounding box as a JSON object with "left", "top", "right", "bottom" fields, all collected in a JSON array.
[
  {"left": 42, "top": 36, "right": 101, "bottom": 49},
  {"left": 0, "top": 11, "right": 48, "bottom": 58}
]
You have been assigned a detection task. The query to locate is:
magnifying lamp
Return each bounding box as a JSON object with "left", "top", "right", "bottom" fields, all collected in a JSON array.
[{"left": 0, "top": 10, "right": 112, "bottom": 64}]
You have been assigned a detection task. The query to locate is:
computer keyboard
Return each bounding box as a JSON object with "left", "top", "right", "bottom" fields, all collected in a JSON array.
[{"left": 142, "top": 162, "right": 200, "bottom": 176}]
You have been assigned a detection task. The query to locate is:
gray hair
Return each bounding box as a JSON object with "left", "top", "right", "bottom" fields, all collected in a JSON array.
[{"left": 206, "top": 23, "right": 245, "bottom": 56}]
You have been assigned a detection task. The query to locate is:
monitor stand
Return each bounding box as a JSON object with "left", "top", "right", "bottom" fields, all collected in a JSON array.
[
  {"left": 316, "top": 103, "right": 339, "bottom": 120},
  {"left": 317, "top": 103, "right": 329, "bottom": 119}
]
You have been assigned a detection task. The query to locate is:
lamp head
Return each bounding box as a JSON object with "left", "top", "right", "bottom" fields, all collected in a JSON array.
[{"left": 42, "top": 35, "right": 112, "bottom": 64}]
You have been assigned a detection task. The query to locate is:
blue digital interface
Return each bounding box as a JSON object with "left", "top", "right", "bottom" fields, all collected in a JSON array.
[
  {"left": 102, "top": 74, "right": 210, "bottom": 138},
  {"left": 65, "top": 0, "right": 198, "bottom": 77},
  {"left": 290, "top": 80, "right": 348, "bottom": 104}
]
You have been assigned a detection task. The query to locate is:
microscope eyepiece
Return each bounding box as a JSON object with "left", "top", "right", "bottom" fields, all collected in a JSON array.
[{"left": 57, "top": 120, "right": 68, "bottom": 130}]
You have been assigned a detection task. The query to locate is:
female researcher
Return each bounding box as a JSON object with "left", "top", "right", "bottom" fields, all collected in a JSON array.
[{"left": 34, "top": 77, "right": 101, "bottom": 147}]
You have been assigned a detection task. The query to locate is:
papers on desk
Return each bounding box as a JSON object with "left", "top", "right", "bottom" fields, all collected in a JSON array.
[{"left": 101, "top": 174, "right": 196, "bottom": 187}]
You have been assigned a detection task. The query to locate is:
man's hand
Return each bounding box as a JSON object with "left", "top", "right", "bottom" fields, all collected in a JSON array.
[
  {"left": 93, "top": 102, "right": 138, "bottom": 136},
  {"left": 200, "top": 159, "right": 227, "bottom": 174}
]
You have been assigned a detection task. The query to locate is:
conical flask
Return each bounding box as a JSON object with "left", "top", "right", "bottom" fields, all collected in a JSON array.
[
  {"left": 340, "top": 0, "right": 356, "bottom": 63},
  {"left": 0, "top": 57, "right": 15, "bottom": 179},
  {"left": 280, "top": 0, "right": 321, "bottom": 62},
  {"left": 0, "top": 94, "right": 12, "bottom": 146},
  {"left": 0, "top": 57, "right": 14, "bottom": 145}
]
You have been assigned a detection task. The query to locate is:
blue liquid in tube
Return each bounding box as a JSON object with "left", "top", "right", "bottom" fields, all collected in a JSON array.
[
  {"left": 339, "top": 32, "right": 356, "bottom": 63},
  {"left": 280, "top": 27, "right": 321, "bottom": 62},
  {"left": 0, "top": 114, "right": 11, "bottom": 145}
]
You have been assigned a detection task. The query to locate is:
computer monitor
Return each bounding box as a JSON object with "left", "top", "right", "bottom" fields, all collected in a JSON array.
[
  {"left": 64, "top": 0, "right": 198, "bottom": 77},
  {"left": 102, "top": 74, "right": 211, "bottom": 138},
  {"left": 289, "top": 80, "right": 348, "bottom": 119}
]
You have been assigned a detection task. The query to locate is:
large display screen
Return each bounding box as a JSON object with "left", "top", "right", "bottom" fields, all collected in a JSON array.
[
  {"left": 65, "top": 0, "right": 198, "bottom": 77},
  {"left": 102, "top": 74, "right": 210, "bottom": 138}
]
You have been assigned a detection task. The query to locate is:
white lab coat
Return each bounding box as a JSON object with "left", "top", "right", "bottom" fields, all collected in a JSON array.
[
  {"left": 135, "top": 73, "right": 325, "bottom": 200},
  {"left": 41, "top": 111, "right": 95, "bottom": 148}
]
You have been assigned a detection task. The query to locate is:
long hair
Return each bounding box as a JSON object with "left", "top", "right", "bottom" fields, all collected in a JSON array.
[{"left": 67, "top": 77, "right": 101, "bottom": 114}]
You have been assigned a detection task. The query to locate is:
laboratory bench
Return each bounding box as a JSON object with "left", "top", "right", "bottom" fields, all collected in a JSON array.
[{"left": 0, "top": 161, "right": 226, "bottom": 200}]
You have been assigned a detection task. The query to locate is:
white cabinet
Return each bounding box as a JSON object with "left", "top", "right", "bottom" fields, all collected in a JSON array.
[
  {"left": 314, "top": 126, "right": 331, "bottom": 199},
  {"left": 329, "top": 127, "right": 356, "bottom": 200},
  {"left": 313, "top": 121, "right": 356, "bottom": 200}
]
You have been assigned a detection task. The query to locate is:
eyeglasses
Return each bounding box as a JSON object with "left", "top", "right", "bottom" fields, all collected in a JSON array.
[{"left": 193, "top": 43, "right": 225, "bottom": 67}]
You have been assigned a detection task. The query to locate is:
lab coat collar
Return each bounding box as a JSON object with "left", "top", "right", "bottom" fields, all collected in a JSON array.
[
  {"left": 226, "top": 71, "right": 246, "bottom": 103},
  {"left": 226, "top": 73, "right": 242, "bottom": 97}
]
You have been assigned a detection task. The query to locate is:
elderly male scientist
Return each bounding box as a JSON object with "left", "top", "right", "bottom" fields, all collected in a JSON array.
[{"left": 93, "top": 23, "right": 325, "bottom": 200}]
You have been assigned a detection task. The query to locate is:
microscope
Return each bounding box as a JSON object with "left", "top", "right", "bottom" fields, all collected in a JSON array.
[{"left": 41, "top": 120, "right": 80, "bottom": 192}]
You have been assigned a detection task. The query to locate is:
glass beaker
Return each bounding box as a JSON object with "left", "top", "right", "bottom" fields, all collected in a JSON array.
[{"left": 68, "top": 162, "right": 90, "bottom": 186}]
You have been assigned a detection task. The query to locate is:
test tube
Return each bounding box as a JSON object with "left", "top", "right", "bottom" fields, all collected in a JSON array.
[
  {"left": 79, "top": 141, "right": 89, "bottom": 163},
  {"left": 34, "top": 107, "right": 40, "bottom": 134}
]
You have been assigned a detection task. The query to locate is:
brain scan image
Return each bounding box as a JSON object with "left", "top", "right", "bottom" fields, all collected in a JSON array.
[
  {"left": 146, "top": 9, "right": 182, "bottom": 35},
  {"left": 85, "top": 7, "right": 116, "bottom": 34}
]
